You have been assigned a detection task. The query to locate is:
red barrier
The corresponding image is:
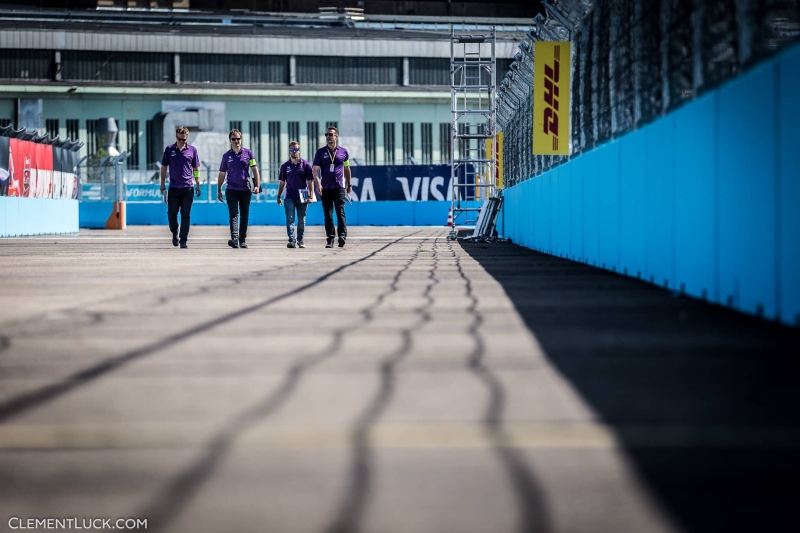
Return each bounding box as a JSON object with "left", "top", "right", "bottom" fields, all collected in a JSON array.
[{"left": 7, "top": 139, "right": 56, "bottom": 198}]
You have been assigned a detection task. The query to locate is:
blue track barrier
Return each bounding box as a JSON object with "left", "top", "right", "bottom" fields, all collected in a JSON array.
[
  {"left": 80, "top": 200, "right": 455, "bottom": 228},
  {"left": 501, "top": 41, "right": 800, "bottom": 327},
  {"left": 1, "top": 197, "right": 79, "bottom": 237}
]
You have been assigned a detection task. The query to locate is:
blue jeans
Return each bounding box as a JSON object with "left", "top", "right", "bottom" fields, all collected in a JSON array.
[{"left": 284, "top": 198, "right": 308, "bottom": 243}]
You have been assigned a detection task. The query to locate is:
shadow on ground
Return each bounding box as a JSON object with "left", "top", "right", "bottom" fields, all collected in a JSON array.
[{"left": 459, "top": 241, "right": 800, "bottom": 533}]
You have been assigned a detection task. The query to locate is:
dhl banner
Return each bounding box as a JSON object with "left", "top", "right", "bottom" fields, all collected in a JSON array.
[
  {"left": 496, "top": 132, "right": 504, "bottom": 189},
  {"left": 533, "top": 41, "right": 571, "bottom": 155},
  {"left": 484, "top": 132, "right": 504, "bottom": 190}
]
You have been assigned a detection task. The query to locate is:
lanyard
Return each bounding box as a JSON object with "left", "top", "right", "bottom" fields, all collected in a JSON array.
[{"left": 326, "top": 145, "right": 338, "bottom": 165}]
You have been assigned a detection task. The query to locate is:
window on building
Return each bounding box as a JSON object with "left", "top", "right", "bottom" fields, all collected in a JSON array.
[
  {"left": 62, "top": 51, "right": 171, "bottom": 83},
  {"left": 421, "top": 123, "right": 432, "bottom": 164},
  {"left": 0, "top": 50, "right": 51, "bottom": 81},
  {"left": 408, "top": 58, "right": 449, "bottom": 86},
  {"left": 145, "top": 119, "right": 157, "bottom": 169},
  {"left": 457, "top": 123, "right": 468, "bottom": 160},
  {"left": 288, "top": 121, "right": 300, "bottom": 144},
  {"left": 383, "top": 123, "right": 395, "bottom": 165},
  {"left": 306, "top": 121, "right": 319, "bottom": 161},
  {"left": 296, "top": 57, "right": 400, "bottom": 85},
  {"left": 66, "top": 119, "right": 79, "bottom": 142},
  {"left": 402, "top": 122, "right": 414, "bottom": 164},
  {"left": 364, "top": 122, "right": 376, "bottom": 165},
  {"left": 439, "top": 123, "right": 451, "bottom": 163},
  {"left": 249, "top": 121, "right": 262, "bottom": 167},
  {"left": 268, "top": 121, "right": 281, "bottom": 181},
  {"left": 126, "top": 120, "right": 140, "bottom": 169},
  {"left": 495, "top": 58, "right": 512, "bottom": 86},
  {"left": 181, "top": 54, "right": 287, "bottom": 84},
  {"left": 45, "top": 119, "right": 59, "bottom": 137},
  {"left": 229, "top": 121, "right": 242, "bottom": 134},
  {"left": 86, "top": 119, "right": 97, "bottom": 155}
]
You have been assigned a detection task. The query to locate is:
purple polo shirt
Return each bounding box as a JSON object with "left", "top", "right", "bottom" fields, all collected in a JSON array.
[
  {"left": 162, "top": 143, "right": 199, "bottom": 188},
  {"left": 219, "top": 147, "right": 256, "bottom": 192},
  {"left": 312, "top": 145, "right": 349, "bottom": 190},
  {"left": 279, "top": 158, "right": 314, "bottom": 202}
]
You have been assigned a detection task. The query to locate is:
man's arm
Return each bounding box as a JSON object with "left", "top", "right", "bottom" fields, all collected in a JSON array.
[
  {"left": 312, "top": 166, "right": 322, "bottom": 195},
  {"left": 217, "top": 171, "right": 225, "bottom": 202},
  {"left": 344, "top": 166, "right": 352, "bottom": 191},
  {"left": 306, "top": 179, "right": 316, "bottom": 202},
  {"left": 193, "top": 167, "right": 201, "bottom": 196},
  {"left": 160, "top": 148, "right": 169, "bottom": 191},
  {"left": 276, "top": 181, "right": 285, "bottom": 206},
  {"left": 275, "top": 165, "right": 284, "bottom": 205},
  {"left": 251, "top": 166, "right": 261, "bottom": 194}
]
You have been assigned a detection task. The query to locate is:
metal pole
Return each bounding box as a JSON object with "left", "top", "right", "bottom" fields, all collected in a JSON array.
[
  {"left": 203, "top": 161, "right": 212, "bottom": 202},
  {"left": 114, "top": 153, "right": 129, "bottom": 203},
  {"left": 76, "top": 155, "right": 87, "bottom": 201},
  {"left": 99, "top": 156, "right": 108, "bottom": 201}
]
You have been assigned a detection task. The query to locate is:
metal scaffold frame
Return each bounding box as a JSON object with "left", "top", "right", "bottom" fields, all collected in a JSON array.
[{"left": 449, "top": 26, "right": 497, "bottom": 240}]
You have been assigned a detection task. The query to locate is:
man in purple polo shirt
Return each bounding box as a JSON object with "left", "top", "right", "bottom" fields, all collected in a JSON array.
[
  {"left": 277, "top": 140, "right": 315, "bottom": 249},
  {"left": 217, "top": 128, "right": 261, "bottom": 249},
  {"left": 160, "top": 126, "right": 200, "bottom": 249},
  {"left": 312, "top": 126, "right": 352, "bottom": 248}
]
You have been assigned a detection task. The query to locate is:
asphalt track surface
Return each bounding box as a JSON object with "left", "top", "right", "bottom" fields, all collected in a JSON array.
[{"left": 0, "top": 226, "right": 798, "bottom": 533}]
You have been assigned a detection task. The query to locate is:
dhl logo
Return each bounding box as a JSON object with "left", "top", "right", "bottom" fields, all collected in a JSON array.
[
  {"left": 533, "top": 41, "right": 570, "bottom": 155},
  {"left": 543, "top": 45, "right": 561, "bottom": 151}
]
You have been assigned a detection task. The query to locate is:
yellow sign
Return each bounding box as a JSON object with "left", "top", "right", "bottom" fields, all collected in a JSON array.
[
  {"left": 483, "top": 132, "right": 504, "bottom": 193},
  {"left": 496, "top": 132, "right": 504, "bottom": 189},
  {"left": 533, "top": 41, "right": 571, "bottom": 155}
]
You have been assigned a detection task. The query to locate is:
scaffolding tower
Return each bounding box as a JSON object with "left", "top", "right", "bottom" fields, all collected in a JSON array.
[{"left": 449, "top": 26, "right": 497, "bottom": 240}]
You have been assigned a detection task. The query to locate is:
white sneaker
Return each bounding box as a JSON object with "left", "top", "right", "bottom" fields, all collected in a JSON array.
[{"left": 298, "top": 241, "right": 305, "bottom": 248}]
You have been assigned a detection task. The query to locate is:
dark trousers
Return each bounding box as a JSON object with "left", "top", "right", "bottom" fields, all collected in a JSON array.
[
  {"left": 226, "top": 188, "right": 252, "bottom": 241},
  {"left": 322, "top": 188, "right": 347, "bottom": 240},
  {"left": 167, "top": 187, "right": 194, "bottom": 243}
]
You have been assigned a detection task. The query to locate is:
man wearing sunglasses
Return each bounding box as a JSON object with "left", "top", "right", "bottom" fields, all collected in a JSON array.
[
  {"left": 217, "top": 129, "right": 261, "bottom": 249},
  {"left": 277, "top": 141, "right": 315, "bottom": 248},
  {"left": 312, "top": 126, "right": 352, "bottom": 248},
  {"left": 160, "top": 126, "right": 201, "bottom": 249}
]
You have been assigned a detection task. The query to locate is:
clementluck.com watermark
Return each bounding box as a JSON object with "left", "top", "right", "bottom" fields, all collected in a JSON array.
[{"left": 8, "top": 518, "right": 147, "bottom": 530}]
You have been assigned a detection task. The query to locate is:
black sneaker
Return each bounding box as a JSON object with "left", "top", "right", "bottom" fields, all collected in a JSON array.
[
  {"left": 239, "top": 240, "right": 248, "bottom": 248},
  {"left": 228, "top": 239, "right": 239, "bottom": 249},
  {"left": 326, "top": 238, "right": 335, "bottom": 248},
  {"left": 180, "top": 242, "right": 188, "bottom": 249},
  {"left": 338, "top": 236, "right": 346, "bottom": 248},
  {"left": 172, "top": 235, "right": 179, "bottom": 247}
]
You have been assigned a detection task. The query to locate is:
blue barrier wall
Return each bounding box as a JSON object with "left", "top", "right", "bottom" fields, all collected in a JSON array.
[
  {"left": 502, "top": 42, "right": 800, "bottom": 327},
  {"left": 80, "top": 200, "right": 455, "bottom": 228},
  {"left": 0, "top": 197, "right": 79, "bottom": 237}
]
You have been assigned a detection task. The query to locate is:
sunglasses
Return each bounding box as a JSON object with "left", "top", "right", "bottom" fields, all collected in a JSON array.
[
  {"left": 289, "top": 148, "right": 300, "bottom": 152},
  {"left": 230, "top": 137, "right": 242, "bottom": 142},
  {"left": 176, "top": 136, "right": 188, "bottom": 141},
  {"left": 325, "top": 133, "right": 336, "bottom": 137}
]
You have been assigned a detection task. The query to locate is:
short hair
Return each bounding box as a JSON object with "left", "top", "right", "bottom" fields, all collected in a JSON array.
[
  {"left": 326, "top": 126, "right": 339, "bottom": 135},
  {"left": 289, "top": 140, "right": 300, "bottom": 147},
  {"left": 229, "top": 129, "right": 242, "bottom": 139},
  {"left": 176, "top": 126, "right": 189, "bottom": 136}
]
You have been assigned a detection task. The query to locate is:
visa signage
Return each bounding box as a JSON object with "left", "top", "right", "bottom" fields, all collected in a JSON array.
[{"left": 350, "top": 165, "right": 473, "bottom": 201}]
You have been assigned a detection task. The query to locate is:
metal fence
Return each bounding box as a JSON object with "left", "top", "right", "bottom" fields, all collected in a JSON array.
[
  {"left": 497, "top": 0, "right": 800, "bottom": 187},
  {"left": 79, "top": 158, "right": 273, "bottom": 203}
]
